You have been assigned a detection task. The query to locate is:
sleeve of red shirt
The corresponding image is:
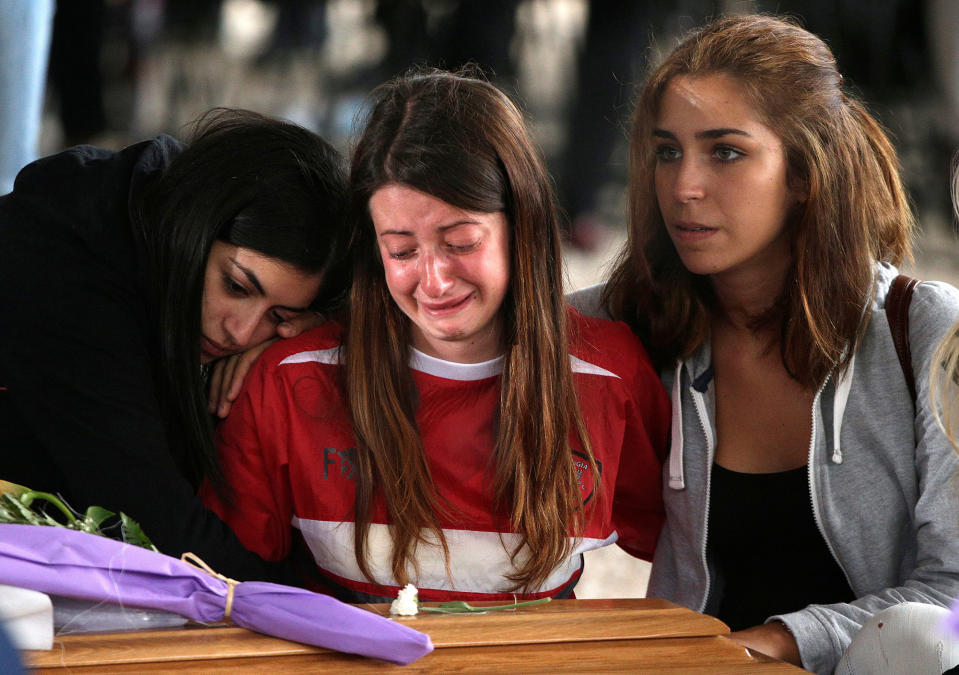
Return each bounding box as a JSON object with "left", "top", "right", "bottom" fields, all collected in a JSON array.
[
  {"left": 609, "top": 324, "right": 671, "bottom": 561},
  {"left": 200, "top": 349, "right": 294, "bottom": 562}
]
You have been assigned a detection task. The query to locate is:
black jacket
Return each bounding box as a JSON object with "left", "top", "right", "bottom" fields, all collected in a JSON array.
[{"left": 0, "top": 138, "right": 293, "bottom": 583}]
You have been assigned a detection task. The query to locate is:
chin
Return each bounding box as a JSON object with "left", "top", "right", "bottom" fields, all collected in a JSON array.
[
  {"left": 433, "top": 329, "right": 469, "bottom": 343},
  {"left": 675, "top": 254, "right": 723, "bottom": 277},
  {"left": 677, "top": 261, "right": 713, "bottom": 276}
]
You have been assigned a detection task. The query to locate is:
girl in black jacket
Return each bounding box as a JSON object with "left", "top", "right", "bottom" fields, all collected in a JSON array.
[{"left": 0, "top": 109, "right": 348, "bottom": 582}]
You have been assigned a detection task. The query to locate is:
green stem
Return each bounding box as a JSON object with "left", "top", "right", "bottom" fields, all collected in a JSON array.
[
  {"left": 19, "top": 491, "right": 77, "bottom": 524},
  {"left": 420, "top": 597, "right": 552, "bottom": 613}
]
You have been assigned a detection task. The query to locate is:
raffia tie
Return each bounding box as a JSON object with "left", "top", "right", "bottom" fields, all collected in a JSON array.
[{"left": 181, "top": 552, "right": 240, "bottom": 622}]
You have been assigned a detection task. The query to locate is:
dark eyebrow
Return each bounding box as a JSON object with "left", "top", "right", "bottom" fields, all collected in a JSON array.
[
  {"left": 653, "top": 128, "right": 752, "bottom": 140},
  {"left": 697, "top": 128, "right": 750, "bottom": 139},
  {"left": 378, "top": 220, "right": 481, "bottom": 237},
  {"left": 230, "top": 258, "right": 313, "bottom": 313},
  {"left": 231, "top": 258, "right": 265, "bottom": 295}
]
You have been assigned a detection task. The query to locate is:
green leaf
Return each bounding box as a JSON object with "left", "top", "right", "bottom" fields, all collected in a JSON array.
[
  {"left": 0, "top": 494, "right": 39, "bottom": 525},
  {"left": 83, "top": 506, "right": 116, "bottom": 529},
  {"left": 0, "top": 480, "right": 29, "bottom": 498},
  {"left": 419, "top": 597, "right": 552, "bottom": 613},
  {"left": 0, "top": 480, "right": 157, "bottom": 551},
  {"left": 120, "top": 512, "right": 158, "bottom": 552}
]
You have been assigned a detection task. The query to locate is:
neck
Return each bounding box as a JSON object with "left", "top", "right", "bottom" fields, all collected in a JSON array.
[
  {"left": 411, "top": 326, "right": 502, "bottom": 364},
  {"left": 710, "top": 256, "right": 791, "bottom": 331}
]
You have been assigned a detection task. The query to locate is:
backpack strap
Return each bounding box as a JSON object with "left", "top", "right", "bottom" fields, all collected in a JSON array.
[{"left": 886, "top": 274, "right": 920, "bottom": 402}]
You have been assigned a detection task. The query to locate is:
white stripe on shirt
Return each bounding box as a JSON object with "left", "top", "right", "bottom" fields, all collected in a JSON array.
[{"left": 291, "top": 516, "right": 616, "bottom": 594}]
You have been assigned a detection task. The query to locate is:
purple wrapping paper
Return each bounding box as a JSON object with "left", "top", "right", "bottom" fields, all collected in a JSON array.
[
  {"left": 0, "top": 524, "right": 432, "bottom": 665},
  {"left": 947, "top": 599, "right": 959, "bottom": 638}
]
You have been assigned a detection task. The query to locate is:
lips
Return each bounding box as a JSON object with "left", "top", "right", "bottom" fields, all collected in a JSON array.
[
  {"left": 674, "top": 220, "right": 715, "bottom": 232},
  {"left": 418, "top": 292, "right": 474, "bottom": 316},
  {"left": 201, "top": 336, "right": 233, "bottom": 360},
  {"left": 671, "top": 221, "right": 718, "bottom": 241}
]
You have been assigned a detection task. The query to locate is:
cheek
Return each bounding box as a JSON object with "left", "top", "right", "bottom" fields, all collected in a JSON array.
[
  {"left": 200, "top": 263, "right": 227, "bottom": 331},
  {"left": 252, "top": 317, "right": 279, "bottom": 343},
  {"left": 480, "top": 247, "right": 511, "bottom": 300},
  {"left": 199, "top": 287, "right": 219, "bottom": 331},
  {"left": 653, "top": 169, "right": 670, "bottom": 208},
  {"left": 495, "top": 256, "right": 511, "bottom": 294},
  {"left": 747, "top": 181, "right": 793, "bottom": 229},
  {"left": 381, "top": 261, "right": 417, "bottom": 301},
  {"left": 747, "top": 158, "right": 792, "bottom": 205}
]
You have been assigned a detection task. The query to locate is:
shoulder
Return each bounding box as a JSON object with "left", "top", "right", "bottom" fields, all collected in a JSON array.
[
  {"left": 910, "top": 278, "right": 959, "bottom": 323},
  {"left": 255, "top": 321, "right": 345, "bottom": 377},
  {"left": 568, "top": 307, "right": 657, "bottom": 384},
  {"left": 3, "top": 136, "right": 183, "bottom": 268},
  {"left": 874, "top": 262, "right": 959, "bottom": 310},
  {"left": 566, "top": 283, "right": 610, "bottom": 320},
  {"left": 12, "top": 135, "right": 181, "bottom": 202},
  {"left": 873, "top": 263, "right": 959, "bottom": 349}
]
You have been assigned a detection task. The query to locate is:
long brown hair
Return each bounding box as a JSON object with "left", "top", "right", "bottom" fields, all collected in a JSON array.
[
  {"left": 931, "top": 161, "right": 959, "bottom": 452},
  {"left": 346, "top": 69, "right": 594, "bottom": 592},
  {"left": 604, "top": 14, "right": 914, "bottom": 387}
]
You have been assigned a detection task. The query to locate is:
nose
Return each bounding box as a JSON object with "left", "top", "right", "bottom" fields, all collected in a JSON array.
[
  {"left": 670, "top": 157, "right": 706, "bottom": 203},
  {"left": 224, "top": 310, "right": 263, "bottom": 350},
  {"left": 419, "top": 251, "right": 455, "bottom": 298}
]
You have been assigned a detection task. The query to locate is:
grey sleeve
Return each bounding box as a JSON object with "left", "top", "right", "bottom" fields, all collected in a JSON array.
[
  {"left": 566, "top": 283, "right": 611, "bottom": 320},
  {"left": 771, "top": 281, "right": 959, "bottom": 675}
]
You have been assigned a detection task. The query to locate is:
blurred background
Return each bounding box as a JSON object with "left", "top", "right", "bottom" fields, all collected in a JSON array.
[{"left": 3, "top": 0, "right": 959, "bottom": 597}]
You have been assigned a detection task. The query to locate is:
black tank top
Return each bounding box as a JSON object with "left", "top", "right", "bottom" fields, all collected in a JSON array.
[{"left": 707, "top": 463, "right": 855, "bottom": 630}]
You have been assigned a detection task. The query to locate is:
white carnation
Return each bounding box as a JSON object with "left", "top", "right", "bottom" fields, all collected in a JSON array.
[{"left": 389, "top": 583, "right": 419, "bottom": 616}]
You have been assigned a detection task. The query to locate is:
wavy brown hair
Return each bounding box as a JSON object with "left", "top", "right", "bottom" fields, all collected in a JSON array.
[
  {"left": 345, "top": 69, "right": 595, "bottom": 592},
  {"left": 604, "top": 14, "right": 914, "bottom": 387},
  {"left": 931, "top": 162, "right": 959, "bottom": 452}
]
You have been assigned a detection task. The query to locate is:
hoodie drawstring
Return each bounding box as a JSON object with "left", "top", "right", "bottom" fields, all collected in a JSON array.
[
  {"left": 668, "top": 361, "right": 686, "bottom": 489},
  {"left": 831, "top": 353, "right": 855, "bottom": 464}
]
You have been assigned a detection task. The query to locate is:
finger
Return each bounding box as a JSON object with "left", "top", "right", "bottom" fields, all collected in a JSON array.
[
  {"left": 216, "top": 356, "right": 241, "bottom": 418},
  {"left": 278, "top": 311, "right": 325, "bottom": 339},
  {"left": 208, "top": 359, "right": 226, "bottom": 414},
  {"left": 218, "top": 338, "right": 278, "bottom": 418},
  {"left": 226, "top": 348, "right": 261, "bottom": 402}
]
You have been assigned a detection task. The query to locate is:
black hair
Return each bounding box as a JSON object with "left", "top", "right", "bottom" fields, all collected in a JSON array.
[{"left": 139, "top": 108, "right": 349, "bottom": 489}]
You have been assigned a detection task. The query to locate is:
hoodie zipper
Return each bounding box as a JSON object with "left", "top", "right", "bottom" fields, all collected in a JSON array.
[
  {"left": 806, "top": 376, "right": 856, "bottom": 594},
  {"left": 691, "top": 369, "right": 855, "bottom": 612},
  {"left": 689, "top": 378, "right": 715, "bottom": 613}
]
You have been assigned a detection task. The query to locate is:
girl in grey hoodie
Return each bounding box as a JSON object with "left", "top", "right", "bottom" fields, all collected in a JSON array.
[{"left": 571, "top": 14, "right": 959, "bottom": 674}]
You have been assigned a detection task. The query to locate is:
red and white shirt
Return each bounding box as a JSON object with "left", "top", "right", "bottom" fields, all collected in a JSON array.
[{"left": 203, "top": 309, "right": 669, "bottom": 601}]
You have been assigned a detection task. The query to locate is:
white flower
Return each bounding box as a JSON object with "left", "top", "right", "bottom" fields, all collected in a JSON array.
[{"left": 390, "top": 583, "right": 419, "bottom": 616}]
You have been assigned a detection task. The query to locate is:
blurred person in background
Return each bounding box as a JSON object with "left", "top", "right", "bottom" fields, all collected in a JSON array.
[
  {"left": 0, "top": 0, "right": 54, "bottom": 195},
  {"left": 556, "top": 1, "right": 719, "bottom": 250}
]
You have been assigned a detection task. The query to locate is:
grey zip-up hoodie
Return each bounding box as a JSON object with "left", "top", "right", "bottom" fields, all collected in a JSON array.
[{"left": 570, "top": 263, "right": 959, "bottom": 674}]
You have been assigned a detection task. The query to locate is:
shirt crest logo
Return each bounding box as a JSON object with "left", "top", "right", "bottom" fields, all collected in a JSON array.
[{"left": 573, "top": 450, "right": 601, "bottom": 505}]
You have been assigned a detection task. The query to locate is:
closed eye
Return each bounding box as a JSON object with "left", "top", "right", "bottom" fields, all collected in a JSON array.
[
  {"left": 447, "top": 241, "right": 479, "bottom": 253},
  {"left": 270, "top": 308, "right": 299, "bottom": 324},
  {"left": 224, "top": 274, "right": 249, "bottom": 297}
]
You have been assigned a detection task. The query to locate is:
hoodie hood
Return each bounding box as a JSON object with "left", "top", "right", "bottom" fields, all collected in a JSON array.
[{"left": 665, "top": 262, "right": 901, "bottom": 488}]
